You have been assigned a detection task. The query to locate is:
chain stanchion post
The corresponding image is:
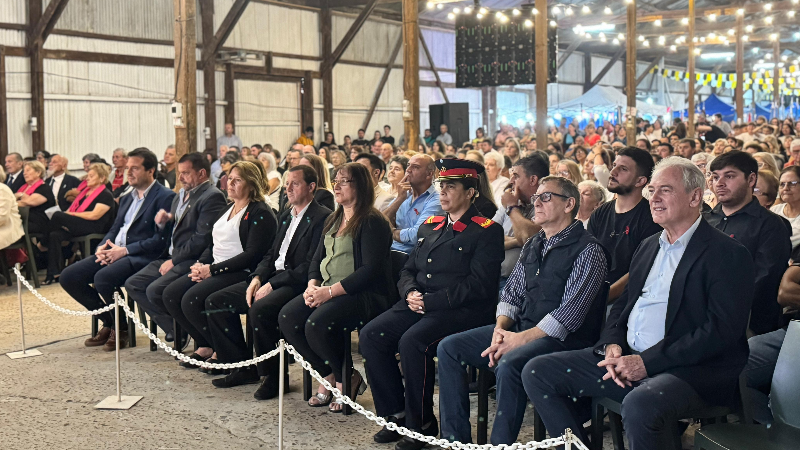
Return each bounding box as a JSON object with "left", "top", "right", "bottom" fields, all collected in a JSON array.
[
  {"left": 6, "top": 264, "right": 42, "bottom": 359},
  {"left": 278, "top": 339, "right": 285, "bottom": 450},
  {"left": 95, "top": 292, "right": 143, "bottom": 410}
]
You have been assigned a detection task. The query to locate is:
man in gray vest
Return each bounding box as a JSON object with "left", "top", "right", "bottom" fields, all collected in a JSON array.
[{"left": 437, "top": 176, "right": 609, "bottom": 445}]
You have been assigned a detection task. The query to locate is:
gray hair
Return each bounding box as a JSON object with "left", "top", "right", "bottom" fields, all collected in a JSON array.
[
  {"left": 578, "top": 180, "right": 607, "bottom": 208},
  {"left": 112, "top": 148, "right": 127, "bottom": 157},
  {"left": 791, "top": 139, "right": 800, "bottom": 150},
  {"left": 690, "top": 152, "right": 714, "bottom": 165},
  {"left": 539, "top": 175, "right": 581, "bottom": 220},
  {"left": 257, "top": 151, "right": 277, "bottom": 172},
  {"left": 652, "top": 156, "right": 705, "bottom": 194},
  {"left": 82, "top": 153, "right": 101, "bottom": 162},
  {"left": 483, "top": 150, "right": 505, "bottom": 169}
]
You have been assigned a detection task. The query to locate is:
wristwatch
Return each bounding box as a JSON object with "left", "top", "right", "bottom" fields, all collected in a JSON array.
[{"left": 506, "top": 205, "right": 520, "bottom": 216}]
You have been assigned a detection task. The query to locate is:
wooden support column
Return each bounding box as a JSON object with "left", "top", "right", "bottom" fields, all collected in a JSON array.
[
  {"left": 419, "top": 26, "right": 448, "bottom": 103},
  {"left": 302, "top": 70, "right": 315, "bottom": 132},
  {"left": 173, "top": 0, "right": 197, "bottom": 159},
  {"left": 402, "top": 0, "right": 419, "bottom": 151},
  {"left": 363, "top": 34, "right": 403, "bottom": 131},
  {"left": 0, "top": 46, "right": 7, "bottom": 161},
  {"left": 735, "top": 14, "right": 744, "bottom": 122},
  {"left": 28, "top": 0, "right": 44, "bottom": 155},
  {"left": 687, "top": 0, "right": 696, "bottom": 137},
  {"left": 773, "top": 35, "right": 781, "bottom": 116},
  {"left": 200, "top": 0, "right": 217, "bottom": 151},
  {"left": 625, "top": 1, "right": 637, "bottom": 143},
  {"left": 321, "top": 2, "right": 333, "bottom": 133},
  {"left": 224, "top": 63, "right": 235, "bottom": 129},
  {"left": 29, "top": 0, "right": 71, "bottom": 50},
  {"left": 583, "top": 52, "right": 592, "bottom": 93},
  {"left": 534, "top": 0, "right": 548, "bottom": 152}
]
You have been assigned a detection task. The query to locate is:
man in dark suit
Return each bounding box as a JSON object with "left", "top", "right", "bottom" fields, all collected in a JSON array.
[
  {"left": 45, "top": 155, "right": 81, "bottom": 211},
  {"left": 124, "top": 152, "right": 226, "bottom": 344},
  {"left": 4, "top": 152, "right": 25, "bottom": 193},
  {"left": 523, "top": 158, "right": 755, "bottom": 450},
  {"left": 60, "top": 148, "right": 176, "bottom": 351},
  {"left": 204, "top": 165, "right": 330, "bottom": 398}
]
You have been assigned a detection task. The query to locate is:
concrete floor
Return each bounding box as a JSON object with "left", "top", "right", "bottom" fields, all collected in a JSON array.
[{"left": 0, "top": 278, "right": 636, "bottom": 449}]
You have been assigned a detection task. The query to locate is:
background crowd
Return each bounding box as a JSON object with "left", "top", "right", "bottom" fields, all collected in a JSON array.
[{"left": 1, "top": 110, "right": 799, "bottom": 450}]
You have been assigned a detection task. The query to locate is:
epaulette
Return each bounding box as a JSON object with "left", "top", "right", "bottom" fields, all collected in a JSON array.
[
  {"left": 471, "top": 216, "right": 495, "bottom": 228},
  {"left": 425, "top": 216, "right": 446, "bottom": 224}
]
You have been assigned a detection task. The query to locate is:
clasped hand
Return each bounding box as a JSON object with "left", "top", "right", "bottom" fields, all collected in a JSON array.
[
  {"left": 188, "top": 262, "right": 211, "bottom": 282},
  {"left": 95, "top": 240, "right": 127, "bottom": 266},
  {"left": 597, "top": 344, "right": 648, "bottom": 388},
  {"left": 406, "top": 291, "right": 425, "bottom": 314},
  {"left": 303, "top": 283, "right": 331, "bottom": 308},
  {"left": 480, "top": 328, "right": 527, "bottom": 367}
]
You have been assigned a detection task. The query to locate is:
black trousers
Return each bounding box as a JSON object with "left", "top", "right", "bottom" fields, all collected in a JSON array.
[
  {"left": 206, "top": 280, "right": 299, "bottom": 376},
  {"left": 60, "top": 256, "right": 140, "bottom": 329},
  {"left": 359, "top": 306, "right": 490, "bottom": 431},
  {"left": 125, "top": 259, "right": 194, "bottom": 335},
  {"left": 278, "top": 293, "right": 364, "bottom": 383},
  {"left": 523, "top": 348, "right": 710, "bottom": 450},
  {"left": 46, "top": 212, "right": 106, "bottom": 277},
  {"left": 162, "top": 272, "right": 249, "bottom": 349}
]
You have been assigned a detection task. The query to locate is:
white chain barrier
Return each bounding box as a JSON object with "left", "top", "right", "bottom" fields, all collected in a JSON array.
[
  {"left": 15, "top": 271, "right": 588, "bottom": 450},
  {"left": 14, "top": 267, "right": 116, "bottom": 317}
]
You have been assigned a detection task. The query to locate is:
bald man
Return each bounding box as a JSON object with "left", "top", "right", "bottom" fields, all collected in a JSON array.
[{"left": 46, "top": 155, "right": 80, "bottom": 210}]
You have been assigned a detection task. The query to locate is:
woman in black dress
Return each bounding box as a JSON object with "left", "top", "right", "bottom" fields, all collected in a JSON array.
[{"left": 15, "top": 160, "right": 55, "bottom": 238}]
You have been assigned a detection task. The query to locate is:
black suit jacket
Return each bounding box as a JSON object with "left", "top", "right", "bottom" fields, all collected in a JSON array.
[
  {"left": 46, "top": 173, "right": 81, "bottom": 211},
  {"left": 160, "top": 182, "right": 227, "bottom": 265},
  {"left": 596, "top": 218, "right": 755, "bottom": 408},
  {"left": 198, "top": 201, "right": 278, "bottom": 275},
  {"left": 249, "top": 200, "right": 332, "bottom": 290},
  {"left": 5, "top": 171, "right": 25, "bottom": 193}
]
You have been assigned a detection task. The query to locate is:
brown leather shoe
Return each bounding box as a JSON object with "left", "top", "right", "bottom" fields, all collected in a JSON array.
[
  {"left": 103, "top": 329, "right": 129, "bottom": 351},
  {"left": 85, "top": 327, "right": 113, "bottom": 347}
]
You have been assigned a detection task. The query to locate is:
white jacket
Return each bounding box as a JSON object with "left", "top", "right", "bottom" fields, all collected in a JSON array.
[{"left": 0, "top": 184, "right": 24, "bottom": 250}]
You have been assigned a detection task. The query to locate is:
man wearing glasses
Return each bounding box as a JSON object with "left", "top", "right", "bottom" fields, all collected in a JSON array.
[
  {"left": 704, "top": 151, "right": 791, "bottom": 335},
  {"left": 437, "top": 176, "right": 609, "bottom": 446}
]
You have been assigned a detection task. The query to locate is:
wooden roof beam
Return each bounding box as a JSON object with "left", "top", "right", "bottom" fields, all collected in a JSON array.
[
  {"left": 28, "top": 0, "right": 70, "bottom": 51},
  {"left": 202, "top": 0, "right": 251, "bottom": 66}
]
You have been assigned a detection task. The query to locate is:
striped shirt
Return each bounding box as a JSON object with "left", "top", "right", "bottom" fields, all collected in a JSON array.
[{"left": 496, "top": 220, "right": 608, "bottom": 341}]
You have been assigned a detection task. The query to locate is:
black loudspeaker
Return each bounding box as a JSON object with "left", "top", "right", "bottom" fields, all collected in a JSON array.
[{"left": 430, "top": 103, "right": 470, "bottom": 148}]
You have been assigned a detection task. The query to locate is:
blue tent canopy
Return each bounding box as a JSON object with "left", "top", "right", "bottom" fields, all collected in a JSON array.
[{"left": 672, "top": 94, "right": 736, "bottom": 122}]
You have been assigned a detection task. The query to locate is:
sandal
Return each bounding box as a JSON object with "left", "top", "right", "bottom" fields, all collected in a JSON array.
[
  {"left": 308, "top": 391, "right": 332, "bottom": 407},
  {"left": 330, "top": 370, "right": 368, "bottom": 414}
]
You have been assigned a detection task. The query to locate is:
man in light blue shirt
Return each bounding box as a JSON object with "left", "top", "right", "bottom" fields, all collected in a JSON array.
[{"left": 383, "top": 154, "right": 442, "bottom": 254}]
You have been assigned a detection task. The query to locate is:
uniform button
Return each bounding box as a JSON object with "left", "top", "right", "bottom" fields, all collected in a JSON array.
[
  {"left": 459, "top": 247, "right": 463, "bottom": 251},
  {"left": 427, "top": 259, "right": 432, "bottom": 263},
  {"left": 426, "top": 274, "right": 431, "bottom": 279}
]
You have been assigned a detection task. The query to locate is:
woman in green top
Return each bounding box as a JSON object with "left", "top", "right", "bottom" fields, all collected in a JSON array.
[{"left": 279, "top": 163, "right": 395, "bottom": 413}]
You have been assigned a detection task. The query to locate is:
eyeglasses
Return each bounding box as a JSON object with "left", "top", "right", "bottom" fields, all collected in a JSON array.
[
  {"left": 780, "top": 181, "right": 800, "bottom": 189},
  {"left": 332, "top": 178, "right": 353, "bottom": 187},
  {"left": 532, "top": 192, "right": 571, "bottom": 203},
  {"left": 557, "top": 170, "right": 571, "bottom": 177},
  {"left": 753, "top": 188, "right": 768, "bottom": 197}
]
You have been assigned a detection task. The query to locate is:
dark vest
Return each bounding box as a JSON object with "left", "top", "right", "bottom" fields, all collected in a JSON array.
[{"left": 517, "top": 222, "right": 609, "bottom": 346}]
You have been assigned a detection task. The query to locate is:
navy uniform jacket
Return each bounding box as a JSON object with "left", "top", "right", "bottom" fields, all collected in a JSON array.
[{"left": 396, "top": 204, "right": 504, "bottom": 321}]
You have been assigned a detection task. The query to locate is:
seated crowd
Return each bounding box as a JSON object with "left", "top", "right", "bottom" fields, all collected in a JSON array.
[{"left": 2, "top": 114, "right": 798, "bottom": 450}]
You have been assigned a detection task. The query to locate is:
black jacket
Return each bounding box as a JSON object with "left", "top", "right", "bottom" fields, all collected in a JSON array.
[
  {"left": 249, "top": 200, "right": 332, "bottom": 290},
  {"left": 198, "top": 201, "right": 278, "bottom": 276},
  {"left": 309, "top": 212, "right": 395, "bottom": 321},
  {"left": 160, "top": 181, "right": 228, "bottom": 265},
  {"left": 45, "top": 173, "right": 81, "bottom": 211},
  {"left": 396, "top": 205, "right": 504, "bottom": 320},
  {"left": 5, "top": 171, "right": 25, "bottom": 193},
  {"left": 596, "top": 219, "right": 755, "bottom": 408}
]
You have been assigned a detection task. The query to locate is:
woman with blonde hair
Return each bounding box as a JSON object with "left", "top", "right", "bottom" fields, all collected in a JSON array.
[
  {"left": 300, "top": 153, "right": 335, "bottom": 210},
  {"left": 555, "top": 159, "right": 584, "bottom": 184},
  {"left": 163, "top": 160, "right": 278, "bottom": 372},
  {"left": 257, "top": 152, "right": 282, "bottom": 209},
  {"left": 15, "top": 160, "right": 55, "bottom": 237},
  {"left": 753, "top": 152, "right": 781, "bottom": 179}
]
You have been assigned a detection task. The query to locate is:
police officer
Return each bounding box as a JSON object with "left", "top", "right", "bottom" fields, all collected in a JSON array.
[{"left": 359, "top": 159, "right": 505, "bottom": 450}]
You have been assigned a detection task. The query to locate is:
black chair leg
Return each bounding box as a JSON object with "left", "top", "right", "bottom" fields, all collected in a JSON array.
[
  {"left": 533, "top": 407, "right": 546, "bottom": 441},
  {"left": 127, "top": 295, "right": 136, "bottom": 348},
  {"left": 591, "top": 401, "right": 605, "bottom": 450},
  {"left": 476, "top": 368, "right": 489, "bottom": 445},
  {"left": 609, "top": 411, "right": 625, "bottom": 450},
  {"left": 246, "top": 317, "right": 254, "bottom": 357},
  {"left": 173, "top": 319, "right": 182, "bottom": 352},
  {"left": 342, "top": 331, "right": 353, "bottom": 416},
  {"left": 91, "top": 316, "right": 99, "bottom": 337},
  {"left": 303, "top": 369, "right": 312, "bottom": 401},
  {"left": 149, "top": 319, "right": 157, "bottom": 351}
]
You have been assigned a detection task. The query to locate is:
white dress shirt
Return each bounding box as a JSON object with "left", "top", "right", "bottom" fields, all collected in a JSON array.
[
  {"left": 626, "top": 216, "right": 701, "bottom": 352},
  {"left": 274, "top": 202, "right": 311, "bottom": 270},
  {"left": 50, "top": 173, "right": 65, "bottom": 201}
]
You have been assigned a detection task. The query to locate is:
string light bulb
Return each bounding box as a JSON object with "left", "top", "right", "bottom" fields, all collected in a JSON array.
[
  {"left": 552, "top": 6, "right": 561, "bottom": 14},
  {"left": 436, "top": 3, "right": 443, "bottom": 9},
  {"left": 524, "top": 19, "right": 533, "bottom": 27},
  {"left": 764, "top": 3, "right": 773, "bottom": 11},
  {"left": 447, "top": 12, "right": 455, "bottom": 20},
  {"left": 426, "top": 1, "right": 434, "bottom": 9},
  {"left": 464, "top": 6, "right": 472, "bottom": 13},
  {"left": 654, "top": 19, "right": 662, "bottom": 26},
  {"left": 604, "top": 6, "right": 612, "bottom": 14},
  {"left": 709, "top": 13, "right": 716, "bottom": 21},
  {"left": 613, "top": 38, "right": 620, "bottom": 44},
  {"left": 512, "top": 8, "right": 520, "bottom": 16},
  {"left": 638, "top": 35, "right": 645, "bottom": 41},
  {"left": 643, "top": 40, "right": 650, "bottom": 47},
  {"left": 782, "top": 55, "right": 789, "bottom": 61},
  {"left": 549, "top": 20, "right": 557, "bottom": 27},
  {"left": 789, "top": 11, "right": 796, "bottom": 17},
  {"left": 476, "top": 13, "right": 483, "bottom": 19},
  {"left": 479, "top": 7, "right": 487, "bottom": 14},
  {"left": 737, "top": 8, "right": 744, "bottom": 15},
  {"left": 743, "top": 35, "right": 749, "bottom": 41},
  {"left": 565, "top": 7, "right": 574, "bottom": 16},
  {"left": 681, "top": 18, "right": 689, "bottom": 25},
  {"left": 670, "top": 45, "right": 677, "bottom": 51},
  {"left": 532, "top": 8, "right": 538, "bottom": 15},
  {"left": 452, "top": 7, "right": 460, "bottom": 14},
  {"left": 765, "top": 16, "right": 773, "bottom": 24},
  {"left": 694, "top": 48, "right": 701, "bottom": 55},
  {"left": 618, "top": 33, "right": 625, "bottom": 40},
  {"left": 770, "top": 33, "right": 778, "bottom": 41},
  {"left": 582, "top": 5, "right": 591, "bottom": 14},
  {"left": 499, "top": 15, "right": 508, "bottom": 23},
  {"left": 708, "top": 32, "right": 716, "bottom": 39},
  {"left": 727, "top": 29, "right": 735, "bottom": 36},
  {"left": 745, "top": 25, "right": 754, "bottom": 32}
]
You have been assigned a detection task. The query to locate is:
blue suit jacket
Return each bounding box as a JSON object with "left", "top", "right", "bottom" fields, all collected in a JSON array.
[{"left": 102, "top": 182, "right": 176, "bottom": 266}]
